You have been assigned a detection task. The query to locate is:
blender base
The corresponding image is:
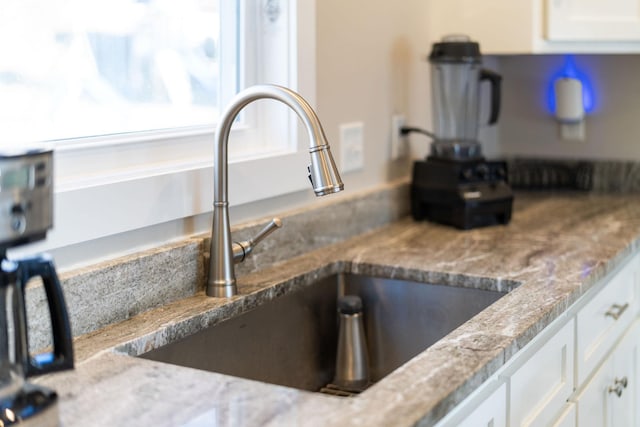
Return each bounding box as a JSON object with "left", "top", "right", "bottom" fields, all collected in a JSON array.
[{"left": 410, "top": 157, "right": 513, "bottom": 230}]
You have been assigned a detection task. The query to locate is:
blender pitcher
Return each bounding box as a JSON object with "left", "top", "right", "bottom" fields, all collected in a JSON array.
[{"left": 429, "top": 35, "right": 501, "bottom": 160}]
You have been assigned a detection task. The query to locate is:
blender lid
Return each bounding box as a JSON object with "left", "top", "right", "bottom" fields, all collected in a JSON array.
[{"left": 429, "top": 34, "right": 482, "bottom": 64}]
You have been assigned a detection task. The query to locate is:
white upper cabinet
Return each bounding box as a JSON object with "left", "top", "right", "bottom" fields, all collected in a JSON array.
[
  {"left": 429, "top": 0, "right": 640, "bottom": 53},
  {"left": 547, "top": 0, "right": 640, "bottom": 41}
]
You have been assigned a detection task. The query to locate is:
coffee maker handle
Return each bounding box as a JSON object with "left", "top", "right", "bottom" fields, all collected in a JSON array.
[
  {"left": 20, "top": 255, "right": 74, "bottom": 377},
  {"left": 480, "top": 69, "right": 502, "bottom": 126}
]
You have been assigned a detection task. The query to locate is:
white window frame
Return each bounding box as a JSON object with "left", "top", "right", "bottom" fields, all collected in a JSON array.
[{"left": 17, "top": 0, "right": 317, "bottom": 258}]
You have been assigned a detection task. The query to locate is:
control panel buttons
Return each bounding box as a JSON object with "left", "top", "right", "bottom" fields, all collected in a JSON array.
[{"left": 476, "top": 164, "right": 489, "bottom": 179}]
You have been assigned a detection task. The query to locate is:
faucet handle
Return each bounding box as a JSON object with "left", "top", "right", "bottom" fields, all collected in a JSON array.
[{"left": 232, "top": 218, "right": 283, "bottom": 263}]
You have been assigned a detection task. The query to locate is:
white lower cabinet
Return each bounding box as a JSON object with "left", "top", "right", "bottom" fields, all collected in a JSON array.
[
  {"left": 435, "top": 252, "right": 640, "bottom": 427},
  {"left": 509, "top": 319, "right": 575, "bottom": 426},
  {"left": 576, "top": 255, "right": 638, "bottom": 385},
  {"left": 574, "top": 354, "right": 614, "bottom": 427},
  {"left": 573, "top": 320, "right": 639, "bottom": 427},
  {"left": 456, "top": 383, "right": 507, "bottom": 427},
  {"left": 610, "top": 323, "right": 638, "bottom": 427},
  {"left": 434, "top": 380, "right": 506, "bottom": 427},
  {"left": 553, "top": 404, "right": 577, "bottom": 427}
]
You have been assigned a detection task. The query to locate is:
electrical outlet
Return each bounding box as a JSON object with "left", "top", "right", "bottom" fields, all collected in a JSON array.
[
  {"left": 339, "top": 122, "right": 364, "bottom": 173},
  {"left": 560, "top": 122, "right": 586, "bottom": 141},
  {"left": 391, "top": 114, "right": 407, "bottom": 160}
]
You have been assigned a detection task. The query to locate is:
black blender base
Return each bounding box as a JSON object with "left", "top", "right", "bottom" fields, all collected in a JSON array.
[
  {"left": 410, "top": 157, "right": 513, "bottom": 230},
  {"left": 411, "top": 196, "right": 513, "bottom": 230}
]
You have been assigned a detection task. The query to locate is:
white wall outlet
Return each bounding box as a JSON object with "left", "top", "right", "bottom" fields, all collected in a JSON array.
[
  {"left": 391, "top": 114, "right": 407, "bottom": 160},
  {"left": 339, "top": 122, "right": 364, "bottom": 173},
  {"left": 560, "top": 121, "right": 586, "bottom": 141}
]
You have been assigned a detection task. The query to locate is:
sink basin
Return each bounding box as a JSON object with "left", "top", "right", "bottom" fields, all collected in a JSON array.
[{"left": 140, "top": 273, "right": 506, "bottom": 393}]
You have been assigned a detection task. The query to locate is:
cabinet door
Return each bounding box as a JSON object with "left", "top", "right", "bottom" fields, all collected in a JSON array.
[
  {"left": 575, "top": 354, "right": 612, "bottom": 427},
  {"left": 576, "top": 258, "right": 637, "bottom": 386},
  {"left": 509, "top": 319, "right": 574, "bottom": 426},
  {"left": 553, "top": 403, "right": 576, "bottom": 427},
  {"left": 547, "top": 0, "right": 640, "bottom": 41},
  {"left": 575, "top": 320, "right": 639, "bottom": 427},
  {"left": 610, "top": 321, "right": 638, "bottom": 427}
]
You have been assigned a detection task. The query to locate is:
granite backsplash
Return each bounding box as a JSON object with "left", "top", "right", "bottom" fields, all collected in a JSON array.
[{"left": 508, "top": 158, "right": 640, "bottom": 192}]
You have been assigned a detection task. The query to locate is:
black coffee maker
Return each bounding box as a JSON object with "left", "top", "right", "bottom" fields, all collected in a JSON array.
[
  {"left": 0, "top": 148, "right": 74, "bottom": 426},
  {"left": 407, "top": 35, "right": 513, "bottom": 230}
]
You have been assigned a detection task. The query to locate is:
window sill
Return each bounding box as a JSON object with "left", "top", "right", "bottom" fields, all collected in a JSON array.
[{"left": 27, "top": 143, "right": 310, "bottom": 257}]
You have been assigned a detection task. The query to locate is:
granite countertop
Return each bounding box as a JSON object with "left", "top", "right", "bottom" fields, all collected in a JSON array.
[{"left": 37, "top": 192, "right": 640, "bottom": 426}]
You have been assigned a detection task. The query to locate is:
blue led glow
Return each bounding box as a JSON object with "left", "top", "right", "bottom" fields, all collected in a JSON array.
[{"left": 547, "top": 55, "right": 595, "bottom": 114}]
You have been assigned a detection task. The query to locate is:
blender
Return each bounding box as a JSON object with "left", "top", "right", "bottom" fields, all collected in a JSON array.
[
  {"left": 406, "top": 35, "right": 513, "bottom": 229},
  {"left": 0, "top": 148, "right": 74, "bottom": 426}
]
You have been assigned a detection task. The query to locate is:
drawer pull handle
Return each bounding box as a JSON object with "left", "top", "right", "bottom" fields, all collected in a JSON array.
[
  {"left": 605, "top": 303, "right": 629, "bottom": 320},
  {"left": 608, "top": 377, "right": 628, "bottom": 397}
]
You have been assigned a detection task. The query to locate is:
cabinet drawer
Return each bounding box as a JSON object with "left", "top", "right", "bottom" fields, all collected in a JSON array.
[
  {"left": 576, "top": 258, "right": 638, "bottom": 385},
  {"left": 510, "top": 319, "right": 575, "bottom": 427}
]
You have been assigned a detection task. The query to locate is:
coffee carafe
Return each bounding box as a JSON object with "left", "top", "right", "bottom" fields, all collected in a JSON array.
[
  {"left": 428, "top": 34, "right": 501, "bottom": 160},
  {"left": 0, "top": 148, "right": 74, "bottom": 426}
]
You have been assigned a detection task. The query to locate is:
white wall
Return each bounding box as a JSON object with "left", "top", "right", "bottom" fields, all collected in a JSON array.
[
  {"left": 234, "top": 0, "right": 435, "bottom": 220},
  {"left": 497, "top": 55, "right": 640, "bottom": 160},
  {"left": 316, "top": 0, "right": 431, "bottom": 186},
  {"left": 230, "top": 0, "right": 433, "bottom": 223}
]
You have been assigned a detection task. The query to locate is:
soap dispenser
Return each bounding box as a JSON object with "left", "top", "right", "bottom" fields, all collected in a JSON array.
[{"left": 333, "top": 295, "right": 370, "bottom": 391}]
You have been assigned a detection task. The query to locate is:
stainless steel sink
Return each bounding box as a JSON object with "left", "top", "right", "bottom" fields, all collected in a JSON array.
[{"left": 140, "top": 273, "right": 506, "bottom": 393}]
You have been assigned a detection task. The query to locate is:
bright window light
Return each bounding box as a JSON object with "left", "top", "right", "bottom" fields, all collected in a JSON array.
[{"left": 0, "top": 0, "right": 228, "bottom": 143}]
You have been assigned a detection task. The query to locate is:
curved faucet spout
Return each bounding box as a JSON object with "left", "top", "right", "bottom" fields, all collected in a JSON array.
[{"left": 208, "top": 85, "right": 344, "bottom": 297}]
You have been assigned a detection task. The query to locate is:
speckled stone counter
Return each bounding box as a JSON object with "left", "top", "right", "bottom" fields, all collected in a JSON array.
[{"left": 36, "top": 191, "right": 640, "bottom": 426}]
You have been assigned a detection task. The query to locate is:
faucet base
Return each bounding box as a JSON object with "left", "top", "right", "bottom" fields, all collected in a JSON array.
[{"left": 207, "top": 284, "right": 238, "bottom": 298}]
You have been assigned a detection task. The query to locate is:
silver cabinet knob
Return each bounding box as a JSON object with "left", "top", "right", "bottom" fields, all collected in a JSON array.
[{"left": 608, "top": 377, "right": 628, "bottom": 397}]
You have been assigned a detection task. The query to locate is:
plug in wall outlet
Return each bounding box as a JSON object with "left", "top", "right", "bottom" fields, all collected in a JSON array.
[
  {"left": 391, "top": 114, "right": 407, "bottom": 160},
  {"left": 339, "top": 122, "right": 364, "bottom": 173}
]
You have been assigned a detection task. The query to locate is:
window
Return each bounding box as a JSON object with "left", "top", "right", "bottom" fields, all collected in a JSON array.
[
  {"left": 4, "top": 0, "right": 317, "bottom": 264},
  {"left": 1, "top": 1, "right": 227, "bottom": 142}
]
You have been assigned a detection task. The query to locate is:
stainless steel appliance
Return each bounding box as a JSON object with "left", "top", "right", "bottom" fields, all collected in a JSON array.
[
  {"left": 406, "top": 35, "right": 513, "bottom": 229},
  {"left": 0, "top": 148, "right": 73, "bottom": 426}
]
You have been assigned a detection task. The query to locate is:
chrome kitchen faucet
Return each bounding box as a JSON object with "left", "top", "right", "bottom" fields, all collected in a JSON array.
[{"left": 208, "top": 85, "right": 344, "bottom": 297}]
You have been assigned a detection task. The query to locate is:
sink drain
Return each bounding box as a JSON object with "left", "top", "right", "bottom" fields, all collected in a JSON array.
[{"left": 318, "top": 383, "right": 366, "bottom": 397}]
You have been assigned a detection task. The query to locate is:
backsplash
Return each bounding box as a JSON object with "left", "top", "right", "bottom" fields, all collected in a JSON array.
[
  {"left": 509, "top": 159, "right": 593, "bottom": 191},
  {"left": 591, "top": 161, "right": 640, "bottom": 192},
  {"left": 508, "top": 158, "right": 640, "bottom": 193},
  {"left": 497, "top": 55, "right": 640, "bottom": 161}
]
